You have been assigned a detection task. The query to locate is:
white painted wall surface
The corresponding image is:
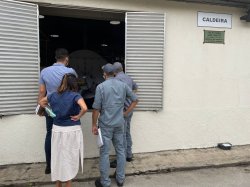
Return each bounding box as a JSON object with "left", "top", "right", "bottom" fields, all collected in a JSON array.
[{"left": 1, "top": 0, "right": 250, "bottom": 165}]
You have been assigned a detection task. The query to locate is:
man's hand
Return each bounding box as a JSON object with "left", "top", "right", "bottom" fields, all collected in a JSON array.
[
  {"left": 123, "top": 111, "right": 128, "bottom": 117},
  {"left": 92, "top": 124, "right": 98, "bottom": 135},
  {"left": 124, "top": 100, "right": 138, "bottom": 117},
  {"left": 92, "top": 109, "right": 100, "bottom": 135},
  {"left": 38, "top": 97, "right": 48, "bottom": 108}
]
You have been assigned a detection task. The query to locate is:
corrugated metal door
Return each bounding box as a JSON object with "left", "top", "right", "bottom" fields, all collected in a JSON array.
[
  {"left": 125, "top": 12, "right": 165, "bottom": 111},
  {"left": 0, "top": 0, "right": 39, "bottom": 116}
]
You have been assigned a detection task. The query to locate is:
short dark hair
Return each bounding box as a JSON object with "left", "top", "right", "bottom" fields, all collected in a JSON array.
[
  {"left": 55, "top": 48, "right": 69, "bottom": 60},
  {"left": 57, "top": 74, "right": 78, "bottom": 94}
]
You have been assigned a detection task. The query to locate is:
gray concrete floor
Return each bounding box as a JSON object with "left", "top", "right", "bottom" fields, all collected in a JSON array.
[{"left": 38, "top": 165, "right": 250, "bottom": 187}]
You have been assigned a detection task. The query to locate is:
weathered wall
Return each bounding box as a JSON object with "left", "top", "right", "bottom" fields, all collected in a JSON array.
[{"left": 1, "top": 0, "right": 250, "bottom": 165}]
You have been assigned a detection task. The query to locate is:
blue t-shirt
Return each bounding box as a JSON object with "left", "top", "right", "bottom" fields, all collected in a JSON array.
[
  {"left": 39, "top": 63, "right": 77, "bottom": 96},
  {"left": 48, "top": 91, "right": 82, "bottom": 126}
]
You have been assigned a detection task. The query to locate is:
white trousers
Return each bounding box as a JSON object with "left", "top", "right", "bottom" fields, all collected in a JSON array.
[{"left": 51, "top": 125, "right": 84, "bottom": 182}]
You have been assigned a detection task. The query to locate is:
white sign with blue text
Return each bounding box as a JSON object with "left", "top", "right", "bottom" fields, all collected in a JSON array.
[{"left": 198, "top": 12, "right": 232, "bottom": 29}]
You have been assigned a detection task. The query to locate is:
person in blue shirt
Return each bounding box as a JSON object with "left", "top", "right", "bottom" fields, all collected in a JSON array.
[
  {"left": 110, "top": 62, "right": 138, "bottom": 168},
  {"left": 39, "top": 73, "right": 87, "bottom": 187},
  {"left": 38, "top": 48, "right": 77, "bottom": 174},
  {"left": 92, "top": 63, "right": 138, "bottom": 187}
]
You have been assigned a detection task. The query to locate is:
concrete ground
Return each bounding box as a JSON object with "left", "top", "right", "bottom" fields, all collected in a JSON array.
[
  {"left": 1, "top": 145, "right": 250, "bottom": 186},
  {"left": 39, "top": 165, "right": 250, "bottom": 187}
]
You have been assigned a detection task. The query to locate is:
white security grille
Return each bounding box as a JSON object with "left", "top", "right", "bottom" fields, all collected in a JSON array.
[
  {"left": 0, "top": 0, "right": 39, "bottom": 116},
  {"left": 125, "top": 12, "right": 165, "bottom": 110}
]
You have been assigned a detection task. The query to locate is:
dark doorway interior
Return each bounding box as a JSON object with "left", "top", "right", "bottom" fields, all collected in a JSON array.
[
  {"left": 39, "top": 15, "right": 125, "bottom": 67},
  {"left": 39, "top": 15, "right": 125, "bottom": 108}
]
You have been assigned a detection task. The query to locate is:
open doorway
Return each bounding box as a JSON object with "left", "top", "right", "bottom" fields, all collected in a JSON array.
[{"left": 39, "top": 8, "right": 125, "bottom": 108}]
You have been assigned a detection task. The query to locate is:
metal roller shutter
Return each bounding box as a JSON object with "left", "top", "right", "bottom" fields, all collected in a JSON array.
[
  {"left": 0, "top": 0, "right": 39, "bottom": 116},
  {"left": 125, "top": 12, "right": 165, "bottom": 111}
]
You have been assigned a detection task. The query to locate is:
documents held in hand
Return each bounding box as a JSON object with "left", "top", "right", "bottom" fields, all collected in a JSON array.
[
  {"left": 97, "top": 127, "right": 104, "bottom": 148},
  {"left": 35, "top": 104, "right": 56, "bottom": 118},
  {"left": 35, "top": 104, "right": 45, "bottom": 116}
]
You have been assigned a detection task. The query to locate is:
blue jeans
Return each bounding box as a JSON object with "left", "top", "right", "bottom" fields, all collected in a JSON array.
[
  {"left": 45, "top": 115, "right": 53, "bottom": 168},
  {"left": 99, "top": 124, "right": 125, "bottom": 187},
  {"left": 124, "top": 112, "right": 133, "bottom": 158}
]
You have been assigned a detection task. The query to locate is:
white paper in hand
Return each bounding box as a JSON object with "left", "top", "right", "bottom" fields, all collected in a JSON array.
[
  {"left": 35, "top": 104, "right": 41, "bottom": 115},
  {"left": 97, "top": 128, "right": 103, "bottom": 148}
]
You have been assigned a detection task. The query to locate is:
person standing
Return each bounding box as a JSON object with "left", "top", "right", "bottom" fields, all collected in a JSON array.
[
  {"left": 39, "top": 73, "right": 87, "bottom": 187},
  {"left": 37, "top": 48, "right": 77, "bottom": 174},
  {"left": 110, "top": 62, "right": 138, "bottom": 167},
  {"left": 92, "top": 63, "right": 138, "bottom": 187}
]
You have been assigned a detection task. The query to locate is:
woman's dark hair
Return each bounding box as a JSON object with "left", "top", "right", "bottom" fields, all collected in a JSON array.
[{"left": 58, "top": 74, "right": 78, "bottom": 94}]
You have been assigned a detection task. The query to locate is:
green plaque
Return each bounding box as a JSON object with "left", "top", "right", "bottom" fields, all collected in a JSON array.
[{"left": 204, "top": 30, "right": 225, "bottom": 44}]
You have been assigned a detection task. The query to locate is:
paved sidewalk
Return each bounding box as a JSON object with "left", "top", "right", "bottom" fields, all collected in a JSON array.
[
  {"left": 39, "top": 166, "right": 250, "bottom": 187},
  {"left": 1, "top": 145, "right": 250, "bottom": 186}
]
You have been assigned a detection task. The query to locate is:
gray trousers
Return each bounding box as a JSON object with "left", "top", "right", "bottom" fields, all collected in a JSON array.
[
  {"left": 99, "top": 125, "right": 125, "bottom": 187},
  {"left": 124, "top": 112, "right": 133, "bottom": 158}
]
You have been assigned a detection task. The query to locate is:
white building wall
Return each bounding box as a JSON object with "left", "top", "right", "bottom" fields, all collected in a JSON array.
[{"left": 1, "top": 0, "right": 250, "bottom": 165}]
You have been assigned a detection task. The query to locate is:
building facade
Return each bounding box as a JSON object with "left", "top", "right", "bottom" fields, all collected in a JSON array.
[{"left": 0, "top": 0, "right": 250, "bottom": 165}]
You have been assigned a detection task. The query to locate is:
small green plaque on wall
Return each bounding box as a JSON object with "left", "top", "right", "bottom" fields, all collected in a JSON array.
[{"left": 204, "top": 30, "right": 225, "bottom": 44}]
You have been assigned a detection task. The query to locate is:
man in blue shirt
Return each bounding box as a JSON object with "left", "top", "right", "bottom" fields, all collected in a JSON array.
[
  {"left": 37, "top": 48, "right": 77, "bottom": 174},
  {"left": 92, "top": 63, "right": 138, "bottom": 187},
  {"left": 110, "top": 62, "right": 138, "bottom": 168}
]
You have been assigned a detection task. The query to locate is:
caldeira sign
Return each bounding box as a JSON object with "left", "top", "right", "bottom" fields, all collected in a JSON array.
[{"left": 198, "top": 12, "right": 232, "bottom": 29}]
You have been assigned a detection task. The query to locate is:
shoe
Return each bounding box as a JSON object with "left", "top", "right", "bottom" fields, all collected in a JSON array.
[
  {"left": 45, "top": 166, "right": 51, "bottom": 174},
  {"left": 95, "top": 179, "right": 103, "bottom": 187},
  {"left": 113, "top": 170, "right": 124, "bottom": 186},
  {"left": 110, "top": 160, "right": 117, "bottom": 168},
  {"left": 116, "top": 179, "right": 124, "bottom": 187},
  {"left": 126, "top": 157, "right": 133, "bottom": 162}
]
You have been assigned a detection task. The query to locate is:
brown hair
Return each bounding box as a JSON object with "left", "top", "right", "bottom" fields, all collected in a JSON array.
[{"left": 57, "top": 74, "right": 78, "bottom": 94}]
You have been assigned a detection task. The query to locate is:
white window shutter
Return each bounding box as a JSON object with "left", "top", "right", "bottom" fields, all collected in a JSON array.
[
  {"left": 125, "top": 12, "right": 165, "bottom": 111},
  {"left": 0, "top": 0, "right": 39, "bottom": 116}
]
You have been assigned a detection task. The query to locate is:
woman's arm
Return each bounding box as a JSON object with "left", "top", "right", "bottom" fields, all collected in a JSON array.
[{"left": 71, "top": 98, "right": 88, "bottom": 121}]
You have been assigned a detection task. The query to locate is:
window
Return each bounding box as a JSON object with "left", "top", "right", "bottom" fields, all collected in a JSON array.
[
  {"left": 0, "top": 0, "right": 39, "bottom": 116},
  {"left": 126, "top": 12, "right": 165, "bottom": 111}
]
